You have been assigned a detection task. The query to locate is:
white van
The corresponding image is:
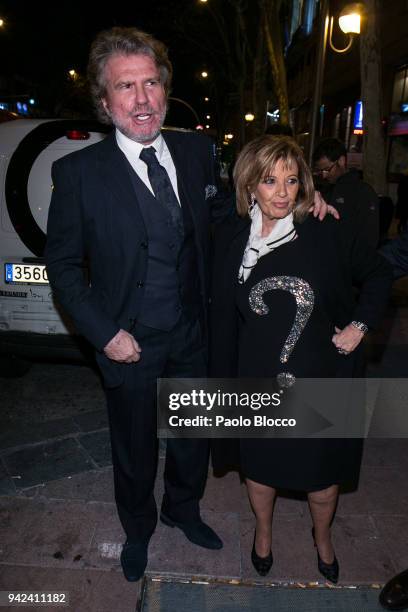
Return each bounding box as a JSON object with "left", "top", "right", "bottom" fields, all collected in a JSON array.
[{"left": 0, "top": 119, "right": 110, "bottom": 373}]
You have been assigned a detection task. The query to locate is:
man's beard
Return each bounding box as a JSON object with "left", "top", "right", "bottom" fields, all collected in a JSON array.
[{"left": 112, "top": 103, "right": 167, "bottom": 143}]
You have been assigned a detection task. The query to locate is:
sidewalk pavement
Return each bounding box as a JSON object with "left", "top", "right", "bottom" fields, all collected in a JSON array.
[{"left": 1, "top": 297, "right": 408, "bottom": 611}]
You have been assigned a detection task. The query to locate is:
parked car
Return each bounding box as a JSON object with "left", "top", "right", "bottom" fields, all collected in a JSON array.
[{"left": 0, "top": 118, "right": 110, "bottom": 375}]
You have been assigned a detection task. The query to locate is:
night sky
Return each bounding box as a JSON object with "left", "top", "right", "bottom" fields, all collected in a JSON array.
[{"left": 0, "top": 0, "right": 214, "bottom": 127}]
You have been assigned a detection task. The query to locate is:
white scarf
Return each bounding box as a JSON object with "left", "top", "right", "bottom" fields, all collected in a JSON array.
[{"left": 238, "top": 205, "right": 297, "bottom": 284}]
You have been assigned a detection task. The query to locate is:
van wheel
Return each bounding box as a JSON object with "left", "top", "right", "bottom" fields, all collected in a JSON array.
[{"left": 0, "top": 355, "right": 32, "bottom": 378}]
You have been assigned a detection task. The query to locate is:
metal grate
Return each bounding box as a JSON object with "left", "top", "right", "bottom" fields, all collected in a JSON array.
[{"left": 140, "top": 577, "right": 385, "bottom": 612}]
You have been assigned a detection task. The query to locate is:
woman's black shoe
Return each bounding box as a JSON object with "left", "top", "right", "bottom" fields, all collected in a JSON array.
[
  {"left": 317, "top": 551, "right": 339, "bottom": 584},
  {"left": 251, "top": 532, "right": 273, "bottom": 576},
  {"left": 312, "top": 527, "right": 339, "bottom": 584}
]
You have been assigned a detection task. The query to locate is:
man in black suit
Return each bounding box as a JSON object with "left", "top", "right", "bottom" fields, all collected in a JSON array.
[{"left": 45, "top": 26, "right": 228, "bottom": 582}]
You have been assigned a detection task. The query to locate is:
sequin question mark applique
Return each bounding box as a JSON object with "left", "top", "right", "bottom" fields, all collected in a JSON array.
[{"left": 249, "top": 276, "right": 315, "bottom": 389}]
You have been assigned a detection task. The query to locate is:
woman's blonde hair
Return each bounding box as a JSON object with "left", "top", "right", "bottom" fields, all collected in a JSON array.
[{"left": 233, "top": 135, "right": 315, "bottom": 220}]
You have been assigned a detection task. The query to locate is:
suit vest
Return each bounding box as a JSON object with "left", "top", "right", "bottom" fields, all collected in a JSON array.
[{"left": 126, "top": 162, "right": 201, "bottom": 331}]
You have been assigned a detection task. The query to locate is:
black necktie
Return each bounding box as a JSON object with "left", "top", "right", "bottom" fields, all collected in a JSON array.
[{"left": 139, "top": 146, "right": 184, "bottom": 239}]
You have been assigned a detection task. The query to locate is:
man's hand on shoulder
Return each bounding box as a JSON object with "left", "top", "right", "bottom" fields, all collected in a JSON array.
[
  {"left": 309, "top": 191, "right": 340, "bottom": 221},
  {"left": 104, "top": 329, "right": 142, "bottom": 363}
]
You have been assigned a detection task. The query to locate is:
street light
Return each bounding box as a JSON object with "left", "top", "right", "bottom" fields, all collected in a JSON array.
[
  {"left": 201, "top": 71, "right": 208, "bottom": 78},
  {"left": 308, "top": 1, "right": 363, "bottom": 163},
  {"left": 0, "top": 18, "right": 4, "bottom": 27},
  {"left": 329, "top": 3, "right": 363, "bottom": 53},
  {"left": 339, "top": 3, "right": 363, "bottom": 34},
  {"left": 245, "top": 113, "right": 255, "bottom": 122},
  {"left": 168, "top": 96, "right": 200, "bottom": 124}
]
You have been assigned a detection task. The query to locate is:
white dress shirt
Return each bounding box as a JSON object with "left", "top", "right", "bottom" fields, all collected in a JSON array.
[{"left": 115, "top": 129, "right": 181, "bottom": 204}]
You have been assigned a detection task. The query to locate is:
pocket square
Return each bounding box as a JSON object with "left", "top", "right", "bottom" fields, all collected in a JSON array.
[{"left": 205, "top": 184, "right": 217, "bottom": 199}]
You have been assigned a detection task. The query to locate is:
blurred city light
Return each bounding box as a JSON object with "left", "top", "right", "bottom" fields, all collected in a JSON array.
[
  {"left": 201, "top": 71, "right": 208, "bottom": 78},
  {"left": 245, "top": 113, "right": 255, "bottom": 122}
]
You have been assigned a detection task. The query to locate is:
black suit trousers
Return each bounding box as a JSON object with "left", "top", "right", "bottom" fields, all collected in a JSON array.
[{"left": 105, "top": 313, "right": 208, "bottom": 542}]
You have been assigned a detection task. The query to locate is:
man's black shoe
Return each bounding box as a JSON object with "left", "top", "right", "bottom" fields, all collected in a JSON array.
[
  {"left": 120, "top": 539, "right": 148, "bottom": 582},
  {"left": 160, "top": 512, "right": 223, "bottom": 550},
  {"left": 380, "top": 568, "right": 408, "bottom": 610}
]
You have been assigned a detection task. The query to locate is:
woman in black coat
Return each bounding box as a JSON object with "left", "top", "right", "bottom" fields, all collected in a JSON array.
[{"left": 210, "top": 136, "right": 392, "bottom": 582}]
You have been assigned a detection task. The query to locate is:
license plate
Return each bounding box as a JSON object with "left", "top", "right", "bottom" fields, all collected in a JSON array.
[{"left": 5, "top": 263, "right": 49, "bottom": 285}]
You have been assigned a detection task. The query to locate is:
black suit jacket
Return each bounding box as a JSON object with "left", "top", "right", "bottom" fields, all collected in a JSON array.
[{"left": 45, "top": 129, "right": 231, "bottom": 386}]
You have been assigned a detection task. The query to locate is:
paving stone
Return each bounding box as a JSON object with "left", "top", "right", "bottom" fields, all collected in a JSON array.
[
  {"left": 362, "top": 438, "right": 408, "bottom": 469},
  {"left": 2, "top": 438, "right": 95, "bottom": 489},
  {"left": 73, "top": 409, "right": 109, "bottom": 433},
  {"left": 372, "top": 514, "right": 408, "bottom": 572},
  {"left": 331, "top": 515, "right": 396, "bottom": 584},
  {"left": 0, "top": 496, "right": 119, "bottom": 571},
  {"left": 0, "top": 363, "right": 104, "bottom": 422},
  {"left": 34, "top": 468, "right": 115, "bottom": 504},
  {"left": 0, "top": 565, "right": 140, "bottom": 612},
  {"left": 88, "top": 517, "right": 125, "bottom": 570},
  {"left": 78, "top": 430, "right": 112, "bottom": 468},
  {"left": 338, "top": 465, "right": 408, "bottom": 516},
  {"left": 0, "top": 417, "right": 80, "bottom": 452},
  {"left": 148, "top": 511, "right": 241, "bottom": 579}
]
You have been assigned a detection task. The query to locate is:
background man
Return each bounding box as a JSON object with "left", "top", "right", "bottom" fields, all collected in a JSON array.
[{"left": 313, "top": 138, "right": 379, "bottom": 248}]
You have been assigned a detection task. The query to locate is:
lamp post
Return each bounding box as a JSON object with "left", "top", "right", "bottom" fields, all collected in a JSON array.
[
  {"left": 168, "top": 96, "right": 201, "bottom": 125},
  {"left": 308, "top": 2, "right": 363, "bottom": 164}
]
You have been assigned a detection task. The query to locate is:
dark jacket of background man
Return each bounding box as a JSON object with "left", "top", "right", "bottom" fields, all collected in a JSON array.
[
  {"left": 380, "top": 227, "right": 408, "bottom": 278},
  {"left": 313, "top": 138, "right": 379, "bottom": 248}
]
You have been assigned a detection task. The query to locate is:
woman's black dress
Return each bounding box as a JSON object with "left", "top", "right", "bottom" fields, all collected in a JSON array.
[{"left": 210, "top": 215, "right": 393, "bottom": 491}]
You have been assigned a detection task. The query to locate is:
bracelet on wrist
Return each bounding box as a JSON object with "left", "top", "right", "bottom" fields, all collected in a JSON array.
[{"left": 351, "top": 321, "right": 368, "bottom": 334}]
